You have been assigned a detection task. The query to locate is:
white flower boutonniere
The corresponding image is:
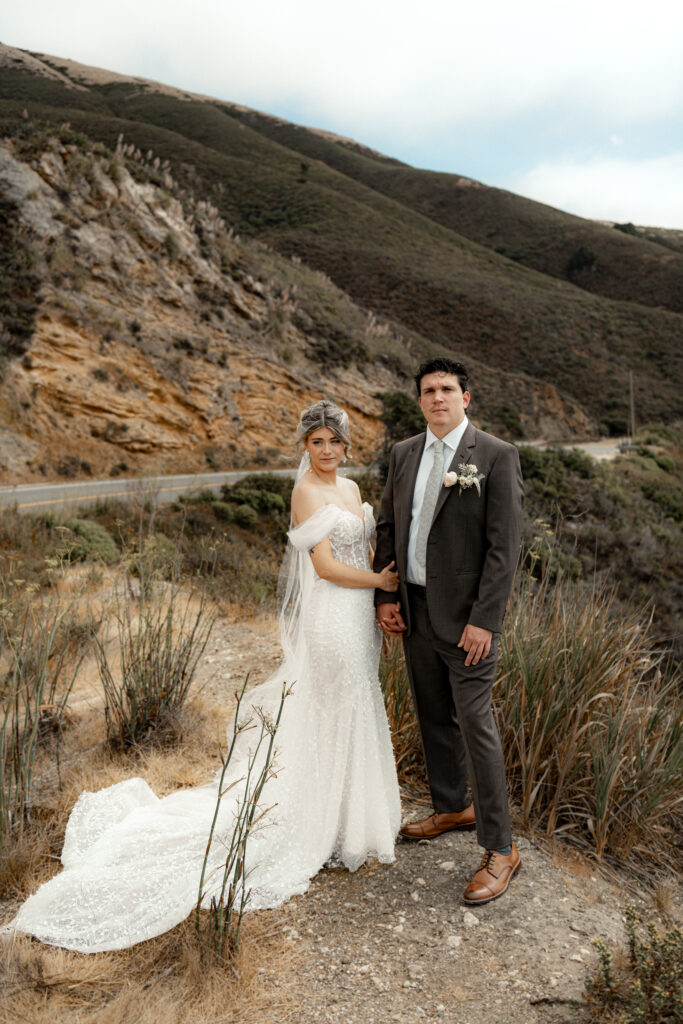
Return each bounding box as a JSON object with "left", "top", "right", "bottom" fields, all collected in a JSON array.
[{"left": 444, "top": 463, "right": 485, "bottom": 495}]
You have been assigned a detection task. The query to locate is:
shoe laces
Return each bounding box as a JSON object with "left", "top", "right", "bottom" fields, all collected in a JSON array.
[{"left": 478, "top": 850, "right": 497, "bottom": 873}]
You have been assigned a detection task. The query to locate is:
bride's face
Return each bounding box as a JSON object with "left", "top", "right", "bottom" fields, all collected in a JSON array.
[{"left": 305, "top": 427, "right": 345, "bottom": 475}]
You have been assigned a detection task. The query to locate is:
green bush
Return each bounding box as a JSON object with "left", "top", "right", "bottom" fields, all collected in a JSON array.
[
  {"left": 213, "top": 501, "right": 235, "bottom": 523},
  {"left": 63, "top": 519, "right": 118, "bottom": 564},
  {"left": 234, "top": 504, "right": 259, "bottom": 529},
  {"left": 517, "top": 447, "right": 569, "bottom": 503},
  {"left": 194, "top": 489, "right": 218, "bottom": 503},
  {"left": 584, "top": 906, "right": 683, "bottom": 1023},
  {"left": 640, "top": 476, "right": 683, "bottom": 522},
  {"left": 654, "top": 453, "right": 675, "bottom": 474}
]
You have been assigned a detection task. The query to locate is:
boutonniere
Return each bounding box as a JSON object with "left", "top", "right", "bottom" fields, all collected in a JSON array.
[{"left": 444, "top": 463, "right": 485, "bottom": 495}]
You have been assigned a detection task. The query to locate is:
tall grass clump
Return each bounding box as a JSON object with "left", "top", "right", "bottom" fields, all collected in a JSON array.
[
  {"left": 495, "top": 540, "right": 682, "bottom": 874},
  {"left": 0, "top": 574, "right": 89, "bottom": 852},
  {"left": 196, "top": 677, "right": 288, "bottom": 960},
  {"left": 584, "top": 905, "right": 683, "bottom": 1023},
  {"left": 94, "top": 563, "right": 216, "bottom": 748},
  {"left": 379, "top": 637, "right": 425, "bottom": 787}
]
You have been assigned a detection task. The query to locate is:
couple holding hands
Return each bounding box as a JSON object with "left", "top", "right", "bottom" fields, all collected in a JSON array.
[{"left": 8, "top": 357, "right": 523, "bottom": 953}]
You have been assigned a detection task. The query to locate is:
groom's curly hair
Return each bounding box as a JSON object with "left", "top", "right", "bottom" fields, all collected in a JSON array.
[{"left": 414, "top": 358, "right": 469, "bottom": 397}]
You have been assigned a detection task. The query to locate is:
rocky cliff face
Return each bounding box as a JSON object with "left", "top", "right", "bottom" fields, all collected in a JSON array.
[{"left": 0, "top": 129, "right": 593, "bottom": 484}]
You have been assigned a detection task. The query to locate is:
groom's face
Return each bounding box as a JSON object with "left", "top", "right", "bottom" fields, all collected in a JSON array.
[{"left": 418, "top": 372, "right": 470, "bottom": 437}]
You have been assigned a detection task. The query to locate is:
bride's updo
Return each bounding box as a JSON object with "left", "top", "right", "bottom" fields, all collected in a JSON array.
[{"left": 295, "top": 400, "right": 351, "bottom": 453}]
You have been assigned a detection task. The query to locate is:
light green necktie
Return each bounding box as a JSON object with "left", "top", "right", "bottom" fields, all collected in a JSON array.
[{"left": 415, "top": 440, "right": 444, "bottom": 570}]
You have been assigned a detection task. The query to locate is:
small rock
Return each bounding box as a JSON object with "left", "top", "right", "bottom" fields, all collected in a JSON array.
[
  {"left": 411, "top": 891, "right": 421, "bottom": 902},
  {"left": 438, "top": 860, "right": 455, "bottom": 871},
  {"left": 416, "top": 877, "right": 427, "bottom": 886},
  {"left": 463, "top": 911, "right": 479, "bottom": 928},
  {"left": 446, "top": 934, "right": 462, "bottom": 948},
  {"left": 549, "top": 977, "right": 558, "bottom": 987},
  {"left": 569, "top": 954, "right": 583, "bottom": 963}
]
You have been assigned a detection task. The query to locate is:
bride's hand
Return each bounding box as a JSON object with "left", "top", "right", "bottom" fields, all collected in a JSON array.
[{"left": 376, "top": 561, "right": 399, "bottom": 592}]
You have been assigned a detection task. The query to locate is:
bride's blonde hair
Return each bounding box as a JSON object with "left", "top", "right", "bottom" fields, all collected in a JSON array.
[{"left": 295, "top": 400, "right": 351, "bottom": 454}]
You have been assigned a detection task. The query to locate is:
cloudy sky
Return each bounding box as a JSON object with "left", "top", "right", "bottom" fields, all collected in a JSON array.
[{"left": 4, "top": 0, "right": 683, "bottom": 227}]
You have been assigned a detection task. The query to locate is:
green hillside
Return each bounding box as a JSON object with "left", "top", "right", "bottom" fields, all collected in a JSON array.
[
  {"left": 1, "top": 53, "right": 682, "bottom": 434},
  {"left": 222, "top": 105, "right": 683, "bottom": 315}
]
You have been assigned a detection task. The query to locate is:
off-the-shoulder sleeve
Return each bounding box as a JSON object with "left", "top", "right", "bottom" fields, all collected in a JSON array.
[{"left": 288, "top": 504, "right": 342, "bottom": 551}]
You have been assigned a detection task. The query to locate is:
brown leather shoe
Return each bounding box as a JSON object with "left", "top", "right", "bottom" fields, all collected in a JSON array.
[
  {"left": 462, "top": 844, "right": 521, "bottom": 905},
  {"left": 399, "top": 805, "right": 476, "bottom": 840}
]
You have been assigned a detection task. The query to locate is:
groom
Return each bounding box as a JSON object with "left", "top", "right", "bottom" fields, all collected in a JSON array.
[{"left": 374, "top": 357, "right": 523, "bottom": 905}]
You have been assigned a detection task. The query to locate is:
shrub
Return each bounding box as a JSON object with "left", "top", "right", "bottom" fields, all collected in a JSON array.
[
  {"left": 234, "top": 504, "right": 258, "bottom": 529},
  {"left": 94, "top": 574, "right": 215, "bottom": 748},
  {"left": 496, "top": 555, "right": 682, "bottom": 870},
  {"left": 213, "top": 501, "right": 235, "bottom": 523},
  {"left": 517, "top": 447, "right": 569, "bottom": 503},
  {"left": 640, "top": 475, "right": 683, "bottom": 522},
  {"left": 584, "top": 906, "right": 683, "bottom": 1023},
  {"left": 63, "top": 519, "right": 119, "bottom": 564},
  {"left": 0, "top": 195, "right": 40, "bottom": 359},
  {"left": 567, "top": 245, "right": 597, "bottom": 275}
]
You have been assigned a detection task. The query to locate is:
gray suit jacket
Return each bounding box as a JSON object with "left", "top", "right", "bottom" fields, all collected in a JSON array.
[{"left": 374, "top": 423, "right": 524, "bottom": 643}]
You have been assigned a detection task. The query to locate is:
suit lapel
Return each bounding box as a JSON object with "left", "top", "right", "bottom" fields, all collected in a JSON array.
[{"left": 433, "top": 422, "right": 477, "bottom": 520}]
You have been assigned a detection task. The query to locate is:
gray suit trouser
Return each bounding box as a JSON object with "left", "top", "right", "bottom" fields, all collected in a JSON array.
[{"left": 403, "top": 586, "right": 512, "bottom": 851}]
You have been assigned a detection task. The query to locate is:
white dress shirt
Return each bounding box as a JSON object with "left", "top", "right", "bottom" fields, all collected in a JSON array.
[{"left": 406, "top": 416, "right": 469, "bottom": 585}]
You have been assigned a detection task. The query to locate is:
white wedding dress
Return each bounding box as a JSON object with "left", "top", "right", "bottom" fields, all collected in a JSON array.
[{"left": 5, "top": 502, "right": 401, "bottom": 952}]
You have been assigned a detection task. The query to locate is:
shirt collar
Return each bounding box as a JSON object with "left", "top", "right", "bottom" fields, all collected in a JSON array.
[{"left": 425, "top": 415, "right": 469, "bottom": 452}]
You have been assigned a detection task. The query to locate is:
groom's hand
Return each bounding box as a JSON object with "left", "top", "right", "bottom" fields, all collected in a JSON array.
[
  {"left": 377, "top": 602, "right": 406, "bottom": 636},
  {"left": 458, "top": 624, "right": 492, "bottom": 666}
]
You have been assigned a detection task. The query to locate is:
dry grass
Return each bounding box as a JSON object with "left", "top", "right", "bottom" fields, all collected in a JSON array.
[
  {"left": 0, "top": 908, "right": 300, "bottom": 1024},
  {"left": 0, "top": 652, "right": 300, "bottom": 1022},
  {"left": 496, "top": 565, "right": 682, "bottom": 877}
]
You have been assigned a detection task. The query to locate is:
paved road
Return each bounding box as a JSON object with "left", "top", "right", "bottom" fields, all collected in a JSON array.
[
  {"left": 518, "top": 438, "right": 622, "bottom": 461},
  {"left": 0, "top": 466, "right": 362, "bottom": 514},
  {"left": 0, "top": 440, "right": 623, "bottom": 515}
]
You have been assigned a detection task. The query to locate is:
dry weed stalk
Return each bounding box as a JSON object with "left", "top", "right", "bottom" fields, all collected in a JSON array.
[
  {"left": 379, "top": 637, "right": 425, "bottom": 786},
  {"left": 197, "top": 676, "right": 289, "bottom": 959},
  {"left": 1, "top": 575, "right": 90, "bottom": 852}
]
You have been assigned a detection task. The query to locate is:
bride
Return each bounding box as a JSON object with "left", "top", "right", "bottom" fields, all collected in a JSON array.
[{"left": 4, "top": 400, "right": 402, "bottom": 952}]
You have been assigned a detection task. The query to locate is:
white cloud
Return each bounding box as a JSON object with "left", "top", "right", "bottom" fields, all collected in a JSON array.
[
  {"left": 510, "top": 153, "right": 683, "bottom": 228},
  {"left": 4, "top": 0, "right": 683, "bottom": 136},
  {"left": 3, "top": 0, "right": 683, "bottom": 226}
]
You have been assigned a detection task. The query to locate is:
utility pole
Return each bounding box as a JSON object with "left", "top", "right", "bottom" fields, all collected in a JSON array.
[{"left": 629, "top": 371, "right": 636, "bottom": 440}]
